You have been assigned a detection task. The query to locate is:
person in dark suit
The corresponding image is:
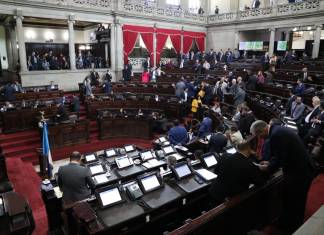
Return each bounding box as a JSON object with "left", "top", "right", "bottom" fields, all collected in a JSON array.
[
  {"left": 209, "top": 140, "right": 266, "bottom": 204},
  {"left": 290, "top": 96, "right": 305, "bottom": 124},
  {"left": 238, "top": 106, "right": 255, "bottom": 137},
  {"left": 208, "top": 125, "right": 228, "bottom": 153},
  {"left": 168, "top": 119, "right": 188, "bottom": 145},
  {"left": 246, "top": 74, "right": 257, "bottom": 91},
  {"left": 198, "top": 112, "right": 213, "bottom": 138},
  {"left": 304, "top": 96, "right": 321, "bottom": 126},
  {"left": 285, "top": 89, "right": 296, "bottom": 116},
  {"left": 123, "top": 60, "right": 132, "bottom": 81},
  {"left": 142, "top": 57, "right": 150, "bottom": 71},
  {"left": 250, "top": 120, "right": 316, "bottom": 234},
  {"left": 57, "top": 151, "right": 91, "bottom": 204},
  {"left": 294, "top": 79, "right": 305, "bottom": 97},
  {"left": 3, "top": 82, "right": 16, "bottom": 101},
  {"left": 71, "top": 95, "right": 80, "bottom": 118}
]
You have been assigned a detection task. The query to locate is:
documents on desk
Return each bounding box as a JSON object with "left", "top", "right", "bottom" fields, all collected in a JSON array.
[
  {"left": 169, "top": 153, "right": 184, "bottom": 161},
  {"left": 195, "top": 169, "right": 217, "bottom": 181},
  {"left": 142, "top": 159, "right": 165, "bottom": 169},
  {"left": 93, "top": 174, "right": 110, "bottom": 184}
]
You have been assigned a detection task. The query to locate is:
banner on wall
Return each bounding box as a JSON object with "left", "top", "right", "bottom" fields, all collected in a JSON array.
[
  {"left": 277, "top": 41, "right": 288, "bottom": 51},
  {"left": 239, "top": 41, "right": 263, "bottom": 50}
]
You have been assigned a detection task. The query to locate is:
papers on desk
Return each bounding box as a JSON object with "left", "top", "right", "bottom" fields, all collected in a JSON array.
[
  {"left": 169, "top": 153, "right": 183, "bottom": 160},
  {"left": 93, "top": 174, "right": 109, "bottom": 184},
  {"left": 53, "top": 186, "right": 63, "bottom": 199},
  {"left": 175, "top": 145, "right": 188, "bottom": 152},
  {"left": 142, "top": 159, "right": 164, "bottom": 169},
  {"left": 195, "top": 169, "right": 217, "bottom": 181}
]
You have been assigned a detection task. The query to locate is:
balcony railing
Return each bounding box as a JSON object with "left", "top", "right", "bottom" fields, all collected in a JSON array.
[
  {"left": 208, "top": 0, "right": 324, "bottom": 25},
  {"left": 43, "top": 0, "right": 113, "bottom": 10}
]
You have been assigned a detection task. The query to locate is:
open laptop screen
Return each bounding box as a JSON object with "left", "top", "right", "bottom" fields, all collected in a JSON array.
[
  {"left": 140, "top": 151, "right": 154, "bottom": 161},
  {"left": 89, "top": 164, "right": 105, "bottom": 175},
  {"left": 203, "top": 155, "right": 218, "bottom": 168},
  {"left": 174, "top": 163, "right": 192, "bottom": 180},
  {"left": 105, "top": 149, "right": 116, "bottom": 158},
  {"left": 98, "top": 187, "right": 123, "bottom": 208},
  {"left": 139, "top": 174, "right": 162, "bottom": 193}
]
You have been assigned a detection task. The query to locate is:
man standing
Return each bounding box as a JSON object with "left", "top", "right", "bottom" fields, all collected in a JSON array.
[
  {"left": 168, "top": 119, "right": 188, "bottom": 145},
  {"left": 58, "top": 151, "right": 91, "bottom": 204},
  {"left": 250, "top": 120, "right": 316, "bottom": 234}
]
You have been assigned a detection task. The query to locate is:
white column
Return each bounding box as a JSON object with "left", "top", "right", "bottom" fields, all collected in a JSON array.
[
  {"left": 15, "top": 13, "right": 27, "bottom": 72},
  {"left": 68, "top": 15, "right": 76, "bottom": 70},
  {"left": 105, "top": 43, "right": 109, "bottom": 66},
  {"left": 4, "top": 24, "right": 13, "bottom": 70},
  {"left": 268, "top": 28, "right": 276, "bottom": 57},
  {"left": 312, "top": 24, "right": 322, "bottom": 59},
  {"left": 153, "top": 26, "right": 157, "bottom": 67},
  {"left": 10, "top": 26, "right": 18, "bottom": 70},
  {"left": 285, "top": 31, "right": 290, "bottom": 42},
  {"left": 110, "top": 22, "right": 116, "bottom": 77},
  {"left": 234, "top": 30, "right": 240, "bottom": 49},
  {"left": 115, "top": 19, "right": 124, "bottom": 81}
]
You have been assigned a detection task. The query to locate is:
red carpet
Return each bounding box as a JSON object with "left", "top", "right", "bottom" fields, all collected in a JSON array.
[
  {"left": 6, "top": 158, "right": 48, "bottom": 235},
  {"left": 304, "top": 173, "right": 324, "bottom": 220}
]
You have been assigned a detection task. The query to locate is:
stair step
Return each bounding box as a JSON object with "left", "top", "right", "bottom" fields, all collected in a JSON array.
[
  {"left": 0, "top": 130, "right": 39, "bottom": 143},
  {"left": 4, "top": 143, "right": 41, "bottom": 157},
  {"left": 0, "top": 137, "right": 40, "bottom": 148}
]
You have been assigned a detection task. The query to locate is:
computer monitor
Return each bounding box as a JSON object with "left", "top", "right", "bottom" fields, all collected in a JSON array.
[
  {"left": 172, "top": 162, "right": 192, "bottom": 180},
  {"left": 89, "top": 164, "right": 105, "bottom": 175},
  {"left": 162, "top": 145, "right": 176, "bottom": 155},
  {"left": 105, "top": 149, "right": 117, "bottom": 158},
  {"left": 115, "top": 156, "right": 133, "bottom": 169},
  {"left": 140, "top": 150, "right": 154, "bottom": 161},
  {"left": 124, "top": 145, "right": 135, "bottom": 152},
  {"left": 96, "top": 185, "right": 125, "bottom": 208},
  {"left": 84, "top": 153, "right": 97, "bottom": 163},
  {"left": 138, "top": 172, "right": 163, "bottom": 194},
  {"left": 202, "top": 154, "right": 218, "bottom": 168},
  {"left": 226, "top": 147, "right": 237, "bottom": 154}
]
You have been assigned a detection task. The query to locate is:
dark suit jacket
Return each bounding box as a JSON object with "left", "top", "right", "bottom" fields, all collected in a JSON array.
[
  {"left": 208, "top": 133, "right": 228, "bottom": 153},
  {"left": 268, "top": 125, "right": 315, "bottom": 180},
  {"left": 238, "top": 112, "right": 255, "bottom": 137},
  {"left": 308, "top": 112, "right": 324, "bottom": 137},
  {"left": 58, "top": 163, "right": 91, "bottom": 203},
  {"left": 209, "top": 152, "right": 266, "bottom": 203},
  {"left": 246, "top": 75, "right": 257, "bottom": 90}
]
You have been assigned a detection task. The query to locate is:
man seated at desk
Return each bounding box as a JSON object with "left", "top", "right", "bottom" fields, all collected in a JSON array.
[
  {"left": 168, "top": 119, "right": 188, "bottom": 145},
  {"left": 209, "top": 140, "right": 266, "bottom": 205},
  {"left": 57, "top": 151, "right": 91, "bottom": 204}
]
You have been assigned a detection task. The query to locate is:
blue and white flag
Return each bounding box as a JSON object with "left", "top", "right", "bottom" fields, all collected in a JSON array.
[{"left": 42, "top": 121, "right": 53, "bottom": 178}]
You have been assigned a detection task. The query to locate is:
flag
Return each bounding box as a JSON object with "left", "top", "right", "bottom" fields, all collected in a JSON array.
[{"left": 42, "top": 121, "right": 53, "bottom": 178}]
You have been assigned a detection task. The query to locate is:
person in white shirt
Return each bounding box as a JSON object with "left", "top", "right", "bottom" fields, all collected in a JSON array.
[
  {"left": 305, "top": 96, "right": 321, "bottom": 124},
  {"left": 203, "top": 60, "right": 210, "bottom": 71}
]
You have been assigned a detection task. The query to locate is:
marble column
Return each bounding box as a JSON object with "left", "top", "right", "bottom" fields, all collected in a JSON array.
[
  {"left": 153, "top": 25, "right": 157, "bottom": 67},
  {"left": 10, "top": 26, "right": 18, "bottom": 70},
  {"left": 268, "top": 28, "right": 276, "bottom": 57},
  {"left": 4, "top": 24, "right": 13, "bottom": 71},
  {"left": 68, "top": 15, "right": 76, "bottom": 70},
  {"left": 115, "top": 18, "right": 124, "bottom": 81},
  {"left": 285, "top": 31, "right": 290, "bottom": 42},
  {"left": 234, "top": 30, "right": 240, "bottom": 49},
  {"left": 180, "top": 27, "right": 184, "bottom": 53},
  {"left": 15, "top": 13, "right": 27, "bottom": 72},
  {"left": 312, "top": 24, "right": 322, "bottom": 59},
  {"left": 110, "top": 22, "right": 116, "bottom": 79}
]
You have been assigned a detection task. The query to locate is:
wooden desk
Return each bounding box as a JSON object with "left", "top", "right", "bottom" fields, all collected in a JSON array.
[
  {"left": 98, "top": 117, "right": 153, "bottom": 140},
  {"left": 48, "top": 120, "right": 90, "bottom": 148},
  {"left": 86, "top": 99, "right": 180, "bottom": 120},
  {"left": 1, "top": 106, "right": 58, "bottom": 133},
  {"left": 14, "top": 90, "right": 64, "bottom": 101}
]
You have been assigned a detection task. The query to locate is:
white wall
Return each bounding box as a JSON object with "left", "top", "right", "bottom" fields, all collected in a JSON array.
[
  {"left": 207, "top": 29, "right": 236, "bottom": 51},
  {"left": 0, "top": 26, "right": 8, "bottom": 70}
]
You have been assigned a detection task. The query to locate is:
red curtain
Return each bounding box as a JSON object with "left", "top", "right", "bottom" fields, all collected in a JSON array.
[
  {"left": 156, "top": 34, "right": 169, "bottom": 66},
  {"left": 195, "top": 37, "right": 205, "bottom": 52},
  {"left": 169, "top": 34, "right": 181, "bottom": 53},
  {"left": 183, "top": 36, "right": 194, "bottom": 54},
  {"left": 123, "top": 30, "right": 138, "bottom": 65},
  {"left": 140, "top": 32, "right": 154, "bottom": 66},
  {"left": 123, "top": 25, "right": 154, "bottom": 65},
  {"left": 183, "top": 31, "right": 206, "bottom": 53}
]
